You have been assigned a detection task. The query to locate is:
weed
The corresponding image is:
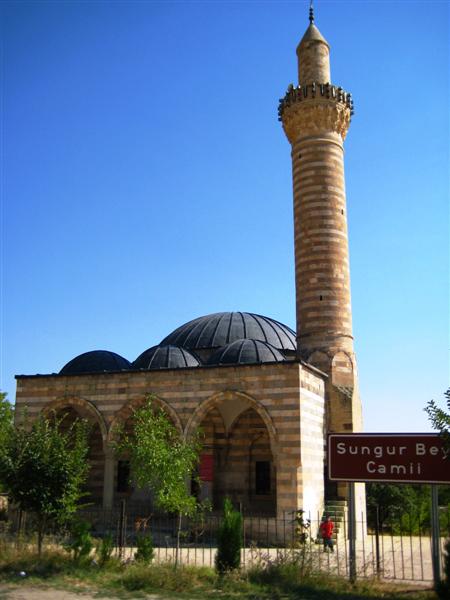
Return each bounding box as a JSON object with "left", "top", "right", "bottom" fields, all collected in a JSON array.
[
  {"left": 119, "top": 562, "right": 215, "bottom": 592},
  {"left": 0, "top": 547, "right": 71, "bottom": 579},
  {"left": 0, "top": 544, "right": 438, "bottom": 600},
  {"left": 96, "top": 533, "right": 114, "bottom": 566}
]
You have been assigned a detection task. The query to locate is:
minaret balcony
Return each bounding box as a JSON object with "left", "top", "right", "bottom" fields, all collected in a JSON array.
[
  {"left": 279, "top": 83, "right": 354, "bottom": 143},
  {"left": 278, "top": 82, "right": 354, "bottom": 121}
]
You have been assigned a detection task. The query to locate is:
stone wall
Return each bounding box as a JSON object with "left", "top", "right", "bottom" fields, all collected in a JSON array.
[{"left": 15, "top": 360, "right": 326, "bottom": 518}]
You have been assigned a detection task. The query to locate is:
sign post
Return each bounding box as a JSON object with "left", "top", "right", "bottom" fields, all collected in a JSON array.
[
  {"left": 374, "top": 505, "right": 381, "bottom": 578},
  {"left": 431, "top": 485, "right": 441, "bottom": 589},
  {"left": 347, "top": 482, "right": 356, "bottom": 583},
  {"left": 328, "top": 433, "right": 450, "bottom": 585}
]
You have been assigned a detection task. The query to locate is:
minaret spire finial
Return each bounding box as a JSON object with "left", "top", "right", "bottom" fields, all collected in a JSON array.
[{"left": 309, "top": 0, "right": 314, "bottom": 24}]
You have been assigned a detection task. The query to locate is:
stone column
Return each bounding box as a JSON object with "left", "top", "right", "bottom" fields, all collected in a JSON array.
[{"left": 102, "top": 446, "right": 115, "bottom": 510}]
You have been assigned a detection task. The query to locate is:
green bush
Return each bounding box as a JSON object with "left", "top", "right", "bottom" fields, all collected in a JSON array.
[
  {"left": 96, "top": 533, "right": 114, "bottom": 565},
  {"left": 134, "top": 533, "right": 154, "bottom": 564},
  {"left": 64, "top": 520, "right": 93, "bottom": 562},
  {"left": 215, "top": 498, "right": 242, "bottom": 574}
]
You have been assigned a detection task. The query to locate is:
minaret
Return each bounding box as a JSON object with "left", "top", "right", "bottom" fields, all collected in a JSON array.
[{"left": 279, "top": 5, "right": 362, "bottom": 445}]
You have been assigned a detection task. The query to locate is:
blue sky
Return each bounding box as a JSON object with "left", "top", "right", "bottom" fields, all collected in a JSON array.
[{"left": 1, "top": 0, "right": 448, "bottom": 432}]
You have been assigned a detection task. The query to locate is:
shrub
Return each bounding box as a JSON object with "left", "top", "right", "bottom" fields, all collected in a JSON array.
[
  {"left": 292, "top": 509, "right": 311, "bottom": 545},
  {"left": 64, "top": 520, "right": 93, "bottom": 562},
  {"left": 96, "top": 533, "right": 114, "bottom": 565},
  {"left": 134, "top": 533, "right": 154, "bottom": 564},
  {"left": 215, "top": 498, "right": 242, "bottom": 574}
]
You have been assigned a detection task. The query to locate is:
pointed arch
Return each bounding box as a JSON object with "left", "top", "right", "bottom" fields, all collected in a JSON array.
[
  {"left": 42, "top": 396, "right": 107, "bottom": 505},
  {"left": 41, "top": 396, "right": 108, "bottom": 444},
  {"left": 184, "top": 390, "right": 278, "bottom": 455},
  {"left": 331, "top": 350, "right": 355, "bottom": 388},
  {"left": 108, "top": 394, "right": 183, "bottom": 443}
]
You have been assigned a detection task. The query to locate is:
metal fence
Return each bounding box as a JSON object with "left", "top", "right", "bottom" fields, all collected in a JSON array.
[{"left": 2, "top": 503, "right": 449, "bottom": 583}]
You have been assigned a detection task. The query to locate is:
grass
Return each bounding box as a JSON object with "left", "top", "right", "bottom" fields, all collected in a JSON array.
[{"left": 0, "top": 544, "right": 439, "bottom": 600}]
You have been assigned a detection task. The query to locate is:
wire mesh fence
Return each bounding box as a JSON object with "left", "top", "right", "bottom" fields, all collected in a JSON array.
[{"left": 1, "top": 502, "right": 449, "bottom": 582}]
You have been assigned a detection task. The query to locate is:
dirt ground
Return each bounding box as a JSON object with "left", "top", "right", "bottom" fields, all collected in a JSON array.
[{"left": 0, "top": 586, "right": 163, "bottom": 599}]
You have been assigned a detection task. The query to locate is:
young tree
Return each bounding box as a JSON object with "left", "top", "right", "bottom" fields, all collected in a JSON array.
[
  {"left": 115, "top": 396, "right": 202, "bottom": 567},
  {"left": 425, "top": 389, "right": 450, "bottom": 457},
  {"left": 0, "top": 392, "right": 13, "bottom": 441},
  {"left": 0, "top": 393, "right": 14, "bottom": 492},
  {"left": 215, "top": 498, "right": 242, "bottom": 574},
  {"left": 0, "top": 411, "right": 90, "bottom": 554}
]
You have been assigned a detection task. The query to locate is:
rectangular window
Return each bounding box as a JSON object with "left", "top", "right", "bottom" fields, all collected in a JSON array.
[
  {"left": 199, "top": 454, "right": 214, "bottom": 482},
  {"left": 117, "top": 460, "right": 130, "bottom": 493},
  {"left": 255, "top": 460, "right": 271, "bottom": 495}
]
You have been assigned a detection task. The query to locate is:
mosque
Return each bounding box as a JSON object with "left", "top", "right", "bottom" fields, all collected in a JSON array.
[{"left": 15, "top": 6, "right": 363, "bottom": 521}]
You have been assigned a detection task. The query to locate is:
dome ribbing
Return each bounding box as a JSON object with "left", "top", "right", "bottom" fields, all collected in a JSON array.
[
  {"left": 208, "top": 339, "right": 285, "bottom": 366},
  {"left": 133, "top": 345, "right": 200, "bottom": 370},
  {"left": 160, "top": 312, "right": 296, "bottom": 352}
]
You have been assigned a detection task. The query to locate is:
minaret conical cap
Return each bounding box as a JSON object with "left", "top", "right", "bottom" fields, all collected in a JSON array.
[
  {"left": 298, "top": 1, "right": 329, "bottom": 50},
  {"left": 295, "top": 3, "right": 331, "bottom": 86},
  {"left": 298, "top": 22, "right": 329, "bottom": 49}
]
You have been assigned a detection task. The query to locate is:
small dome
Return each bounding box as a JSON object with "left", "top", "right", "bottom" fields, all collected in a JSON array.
[
  {"left": 161, "top": 312, "right": 296, "bottom": 352},
  {"left": 208, "top": 339, "right": 285, "bottom": 366},
  {"left": 60, "top": 350, "right": 131, "bottom": 375},
  {"left": 133, "top": 345, "right": 200, "bottom": 370}
]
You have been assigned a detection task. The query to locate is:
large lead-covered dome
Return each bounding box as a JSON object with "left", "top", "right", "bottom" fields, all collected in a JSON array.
[
  {"left": 160, "top": 312, "right": 296, "bottom": 352},
  {"left": 208, "top": 339, "right": 285, "bottom": 366}
]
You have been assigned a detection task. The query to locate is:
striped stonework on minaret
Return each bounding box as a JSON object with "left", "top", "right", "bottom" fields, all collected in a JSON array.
[{"left": 279, "top": 7, "right": 363, "bottom": 507}]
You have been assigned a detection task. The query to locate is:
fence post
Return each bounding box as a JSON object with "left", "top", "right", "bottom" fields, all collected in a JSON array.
[
  {"left": 431, "top": 485, "right": 442, "bottom": 588},
  {"left": 242, "top": 513, "right": 246, "bottom": 569},
  {"left": 118, "top": 499, "right": 126, "bottom": 559}
]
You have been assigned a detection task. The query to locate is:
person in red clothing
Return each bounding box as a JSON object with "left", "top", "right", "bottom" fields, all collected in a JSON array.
[{"left": 320, "top": 515, "right": 334, "bottom": 552}]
